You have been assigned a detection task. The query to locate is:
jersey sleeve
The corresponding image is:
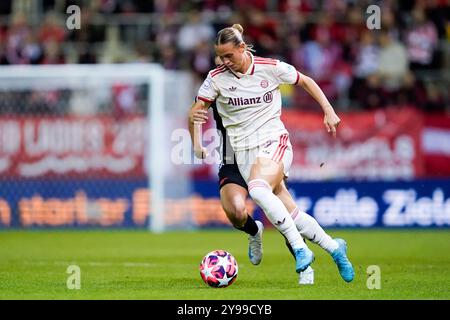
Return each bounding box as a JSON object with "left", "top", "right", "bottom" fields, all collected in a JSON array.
[
  {"left": 274, "top": 61, "right": 300, "bottom": 85},
  {"left": 196, "top": 73, "right": 218, "bottom": 103}
]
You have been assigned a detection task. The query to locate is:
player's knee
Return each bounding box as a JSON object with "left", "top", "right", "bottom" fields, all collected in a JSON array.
[
  {"left": 226, "top": 202, "right": 247, "bottom": 227},
  {"left": 234, "top": 203, "right": 247, "bottom": 222}
]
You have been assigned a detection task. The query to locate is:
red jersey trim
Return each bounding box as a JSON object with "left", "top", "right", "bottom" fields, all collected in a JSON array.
[
  {"left": 211, "top": 66, "right": 227, "bottom": 77},
  {"left": 211, "top": 64, "right": 226, "bottom": 72},
  {"left": 294, "top": 71, "right": 300, "bottom": 85},
  {"left": 211, "top": 69, "right": 227, "bottom": 78},
  {"left": 197, "top": 96, "right": 214, "bottom": 103}
]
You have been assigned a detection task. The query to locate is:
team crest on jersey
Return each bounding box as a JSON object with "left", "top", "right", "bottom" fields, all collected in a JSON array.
[{"left": 260, "top": 80, "right": 269, "bottom": 88}]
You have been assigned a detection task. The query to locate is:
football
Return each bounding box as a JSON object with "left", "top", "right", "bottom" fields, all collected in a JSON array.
[{"left": 199, "top": 250, "right": 238, "bottom": 288}]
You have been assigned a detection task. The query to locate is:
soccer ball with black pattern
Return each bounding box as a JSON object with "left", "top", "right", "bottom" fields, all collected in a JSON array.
[{"left": 199, "top": 250, "right": 238, "bottom": 288}]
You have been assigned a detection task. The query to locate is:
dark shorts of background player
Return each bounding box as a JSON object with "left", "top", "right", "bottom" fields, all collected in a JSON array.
[{"left": 218, "top": 163, "right": 248, "bottom": 190}]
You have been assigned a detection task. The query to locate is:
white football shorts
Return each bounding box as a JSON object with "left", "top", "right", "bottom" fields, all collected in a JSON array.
[{"left": 234, "top": 133, "right": 293, "bottom": 183}]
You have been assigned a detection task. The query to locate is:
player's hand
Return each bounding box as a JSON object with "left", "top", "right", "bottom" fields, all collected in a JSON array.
[
  {"left": 189, "top": 109, "right": 208, "bottom": 124},
  {"left": 323, "top": 107, "right": 341, "bottom": 138},
  {"left": 194, "top": 146, "right": 208, "bottom": 159}
]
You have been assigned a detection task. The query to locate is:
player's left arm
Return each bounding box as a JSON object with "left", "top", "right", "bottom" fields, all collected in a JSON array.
[{"left": 296, "top": 72, "right": 341, "bottom": 137}]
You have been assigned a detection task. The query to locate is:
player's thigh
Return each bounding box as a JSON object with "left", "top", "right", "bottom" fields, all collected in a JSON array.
[
  {"left": 249, "top": 134, "right": 293, "bottom": 189},
  {"left": 234, "top": 150, "right": 254, "bottom": 184},
  {"left": 220, "top": 183, "right": 248, "bottom": 221},
  {"left": 235, "top": 147, "right": 284, "bottom": 187},
  {"left": 249, "top": 157, "right": 285, "bottom": 189}
]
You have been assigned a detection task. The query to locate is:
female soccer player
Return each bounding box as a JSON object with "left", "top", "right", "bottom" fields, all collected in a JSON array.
[
  {"left": 189, "top": 105, "right": 354, "bottom": 282},
  {"left": 188, "top": 24, "right": 352, "bottom": 278}
]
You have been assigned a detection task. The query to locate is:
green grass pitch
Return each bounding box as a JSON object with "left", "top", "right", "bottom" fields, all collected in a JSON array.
[{"left": 0, "top": 229, "right": 449, "bottom": 300}]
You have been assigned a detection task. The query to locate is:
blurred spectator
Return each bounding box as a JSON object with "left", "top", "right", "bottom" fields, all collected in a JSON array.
[
  {"left": 234, "top": 0, "right": 268, "bottom": 11},
  {"left": 377, "top": 30, "right": 409, "bottom": 92},
  {"left": 0, "top": 0, "right": 447, "bottom": 114},
  {"left": 355, "top": 74, "right": 387, "bottom": 110},
  {"left": 190, "top": 41, "right": 214, "bottom": 81},
  {"left": 38, "top": 12, "right": 66, "bottom": 44},
  {"left": 159, "top": 45, "right": 179, "bottom": 70},
  {"left": 21, "top": 32, "right": 44, "bottom": 64},
  {"left": 285, "top": 33, "right": 303, "bottom": 70},
  {"left": 154, "top": 0, "right": 183, "bottom": 14},
  {"left": 177, "top": 9, "right": 215, "bottom": 53},
  {"left": 342, "top": 4, "right": 366, "bottom": 54},
  {"left": 97, "top": 0, "right": 120, "bottom": 14},
  {"left": 299, "top": 14, "right": 352, "bottom": 106},
  {"left": 242, "top": 9, "right": 279, "bottom": 56},
  {"left": 353, "top": 31, "right": 379, "bottom": 79},
  {"left": 301, "top": 31, "right": 341, "bottom": 80},
  {"left": 283, "top": 11, "right": 309, "bottom": 42},
  {"left": 404, "top": 7, "right": 439, "bottom": 70},
  {"left": 396, "top": 72, "right": 428, "bottom": 107},
  {"left": 4, "top": 12, "right": 43, "bottom": 64},
  {"left": 381, "top": 7, "right": 401, "bottom": 41},
  {"left": 67, "top": 7, "right": 105, "bottom": 44},
  {"left": 349, "top": 30, "right": 379, "bottom": 107},
  {"left": 322, "top": 0, "right": 348, "bottom": 16},
  {"left": 309, "top": 12, "right": 345, "bottom": 45},
  {"left": 277, "top": 0, "right": 315, "bottom": 13},
  {"left": 154, "top": 17, "right": 178, "bottom": 48}
]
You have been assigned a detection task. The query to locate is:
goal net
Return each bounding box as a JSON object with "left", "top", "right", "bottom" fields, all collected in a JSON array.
[{"left": 0, "top": 63, "right": 196, "bottom": 232}]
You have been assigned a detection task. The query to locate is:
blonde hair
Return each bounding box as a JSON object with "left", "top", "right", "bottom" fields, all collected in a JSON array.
[
  {"left": 232, "top": 24, "right": 244, "bottom": 35},
  {"left": 215, "top": 24, "right": 255, "bottom": 52}
]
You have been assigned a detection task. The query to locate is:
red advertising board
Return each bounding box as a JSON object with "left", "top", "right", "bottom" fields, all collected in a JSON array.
[
  {"left": 281, "top": 106, "right": 425, "bottom": 180},
  {"left": 0, "top": 116, "right": 147, "bottom": 178}
]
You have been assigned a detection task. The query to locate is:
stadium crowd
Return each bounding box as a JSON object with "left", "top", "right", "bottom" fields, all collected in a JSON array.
[{"left": 0, "top": 0, "right": 448, "bottom": 112}]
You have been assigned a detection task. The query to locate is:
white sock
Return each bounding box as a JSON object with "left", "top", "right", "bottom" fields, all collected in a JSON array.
[
  {"left": 248, "top": 179, "right": 306, "bottom": 250},
  {"left": 291, "top": 208, "right": 338, "bottom": 253}
]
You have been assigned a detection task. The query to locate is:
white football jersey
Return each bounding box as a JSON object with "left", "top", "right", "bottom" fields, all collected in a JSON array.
[{"left": 197, "top": 52, "right": 300, "bottom": 151}]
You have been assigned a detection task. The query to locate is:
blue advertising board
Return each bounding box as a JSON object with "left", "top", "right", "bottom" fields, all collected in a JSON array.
[{"left": 0, "top": 179, "right": 449, "bottom": 228}]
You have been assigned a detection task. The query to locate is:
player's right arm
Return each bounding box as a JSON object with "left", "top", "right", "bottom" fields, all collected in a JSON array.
[
  {"left": 188, "top": 99, "right": 211, "bottom": 159},
  {"left": 190, "top": 71, "right": 218, "bottom": 158}
]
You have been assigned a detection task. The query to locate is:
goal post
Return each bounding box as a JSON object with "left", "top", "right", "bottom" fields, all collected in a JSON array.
[{"left": 148, "top": 64, "right": 165, "bottom": 233}]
